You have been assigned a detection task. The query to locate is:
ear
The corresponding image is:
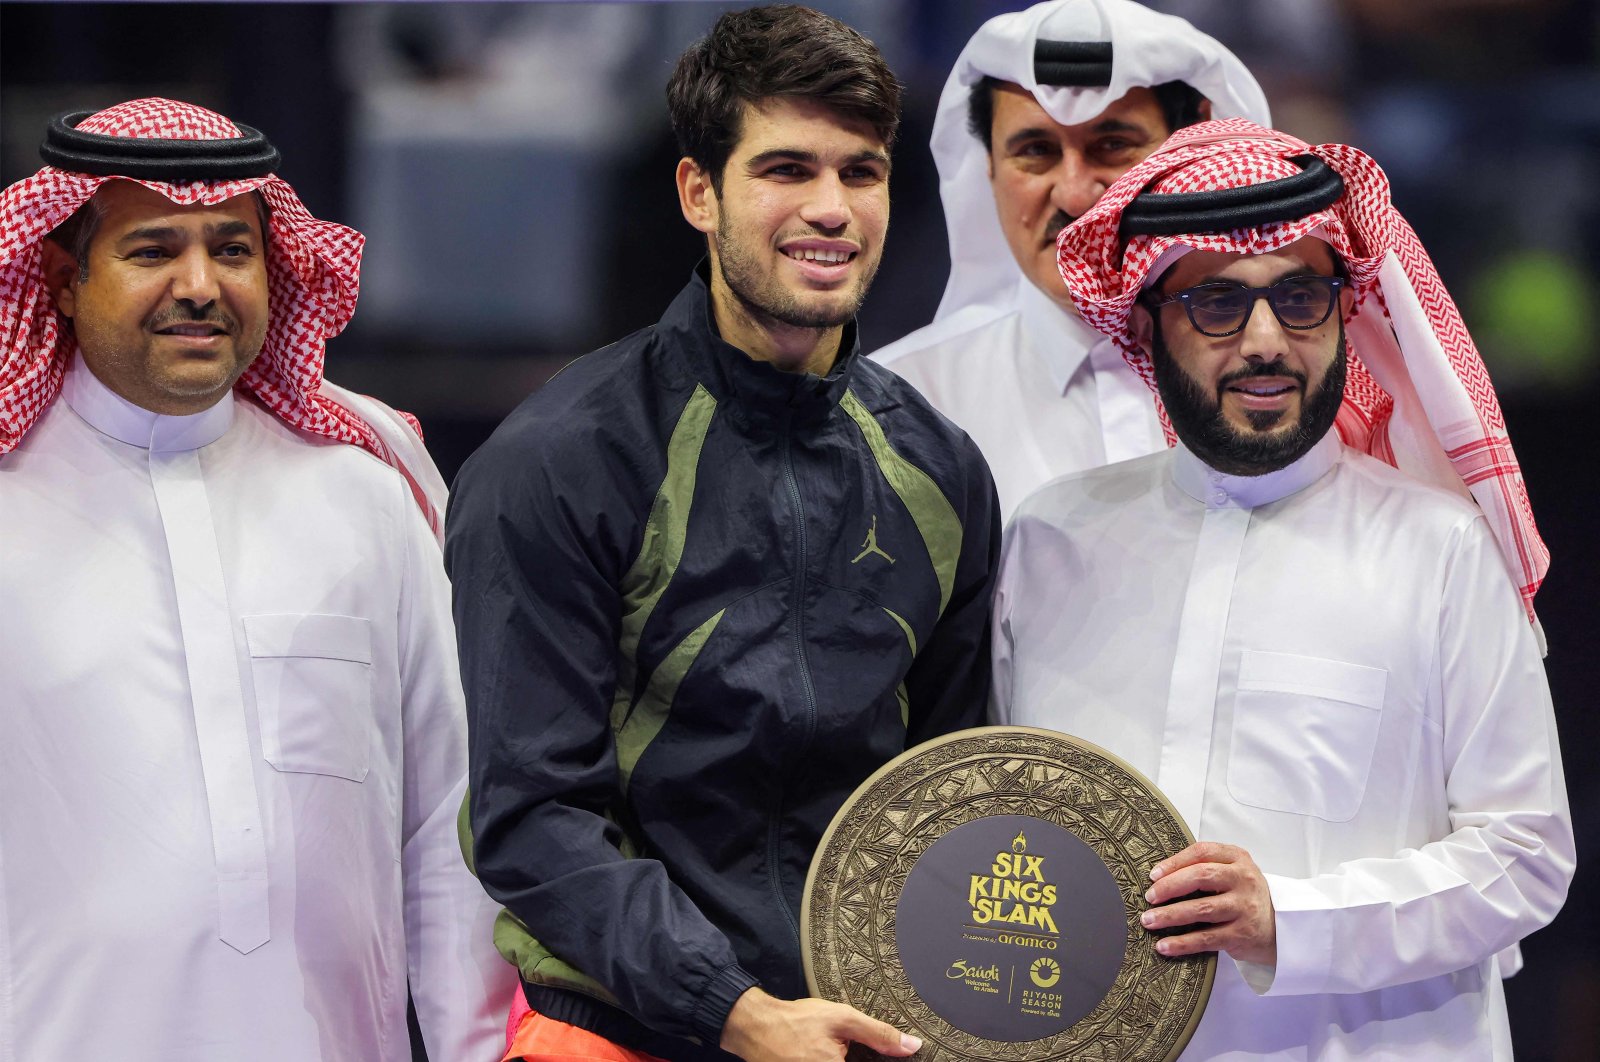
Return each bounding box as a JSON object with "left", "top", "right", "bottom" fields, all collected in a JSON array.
[
  {"left": 1129, "top": 302, "right": 1156, "bottom": 355},
  {"left": 676, "top": 157, "right": 719, "bottom": 237},
  {"left": 40, "top": 240, "right": 81, "bottom": 318},
  {"left": 1196, "top": 97, "right": 1213, "bottom": 123}
]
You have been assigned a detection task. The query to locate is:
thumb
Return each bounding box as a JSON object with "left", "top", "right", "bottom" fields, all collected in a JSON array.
[{"left": 836, "top": 1008, "right": 922, "bottom": 1057}]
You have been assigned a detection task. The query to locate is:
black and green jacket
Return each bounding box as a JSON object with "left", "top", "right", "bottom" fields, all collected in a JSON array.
[{"left": 445, "top": 267, "right": 999, "bottom": 1062}]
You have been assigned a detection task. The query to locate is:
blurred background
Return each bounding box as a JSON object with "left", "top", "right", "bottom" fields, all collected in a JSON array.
[{"left": 2, "top": 2, "right": 1596, "bottom": 1058}]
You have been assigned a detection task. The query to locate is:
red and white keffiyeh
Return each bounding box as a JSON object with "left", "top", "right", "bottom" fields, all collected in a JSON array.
[
  {"left": 0, "top": 98, "right": 443, "bottom": 537},
  {"left": 1057, "top": 118, "right": 1547, "bottom": 621}
]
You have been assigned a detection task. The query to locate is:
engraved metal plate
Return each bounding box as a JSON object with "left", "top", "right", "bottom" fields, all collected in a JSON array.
[{"left": 802, "top": 726, "right": 1214, "bottom": 1062}]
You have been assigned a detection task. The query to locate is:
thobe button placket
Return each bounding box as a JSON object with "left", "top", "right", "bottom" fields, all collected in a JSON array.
[
  {"left": 148, "top": 447, "right": 271, "bottom": 953},
  {"left": 1157, "top": 501, "right": 1250, "bottom": 832}
]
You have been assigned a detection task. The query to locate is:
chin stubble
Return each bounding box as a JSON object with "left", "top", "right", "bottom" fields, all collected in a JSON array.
[{"left": 713, "top": 213, "right": 877, "bottom": 333}]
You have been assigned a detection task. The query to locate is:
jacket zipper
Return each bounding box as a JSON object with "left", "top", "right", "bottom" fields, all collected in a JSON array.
[{"left": 769, "top": 415, "right": 818, "bottom": 946}]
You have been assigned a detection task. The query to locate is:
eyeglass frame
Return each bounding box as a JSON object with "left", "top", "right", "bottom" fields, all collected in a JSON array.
[{"left": 1144, "top": 274, "right": 1347, "bottom": 339}]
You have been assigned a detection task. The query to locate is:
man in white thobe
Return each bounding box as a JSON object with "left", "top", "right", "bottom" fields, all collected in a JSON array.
[
  {"left": 872, "top": 0, "right": 1269, "bottom": 519},
  {"left": 0, "top": 98, "right": 513, "bottom": 1061},
  {"left": 993, "top": 121, "right": 1572, "bottom": 1058}
]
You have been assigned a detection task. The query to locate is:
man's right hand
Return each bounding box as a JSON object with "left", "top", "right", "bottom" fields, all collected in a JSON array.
[{"left": 720, "top": 987, "right": 922, "bottom": 1062}]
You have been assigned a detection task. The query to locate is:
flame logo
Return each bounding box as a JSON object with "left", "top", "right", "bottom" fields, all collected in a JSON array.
[{"left": 1012, "top": 830, "right": 1027, "bottom": 854}]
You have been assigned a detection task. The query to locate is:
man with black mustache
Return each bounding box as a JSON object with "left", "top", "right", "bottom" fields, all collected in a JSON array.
[
  {"left": 992, "top": 120, "right": 1572, "bottom": 1059},
  {"left": 0, "top": 98, "right": 511, "bottom": 1060},
  {"left": 872, "top": 0, "right": 1267, "bottom": 519}
]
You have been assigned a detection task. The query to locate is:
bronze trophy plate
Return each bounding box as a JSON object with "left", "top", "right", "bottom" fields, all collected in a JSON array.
[{"left": 802, "top": 726, "right": 1213, "bottom": 1062}]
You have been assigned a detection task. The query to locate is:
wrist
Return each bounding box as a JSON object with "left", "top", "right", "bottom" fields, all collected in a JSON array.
[
  {"left": 719, "top": 986, "right": 773, "bottom": 1056},
  {"left": 694, "top": 964, "right": 761, "bottom": 1046}
]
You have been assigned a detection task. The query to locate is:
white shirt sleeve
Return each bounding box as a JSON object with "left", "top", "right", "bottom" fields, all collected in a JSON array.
[
  {"left": 1258, "top": 518, "right": 1574, "bottom": 997},
  {"left": 395, "top": 488, "right": 520, "bottom": 1060},
  {"left": 988, "top": 520, "right": 1024, "bottom": 726}
]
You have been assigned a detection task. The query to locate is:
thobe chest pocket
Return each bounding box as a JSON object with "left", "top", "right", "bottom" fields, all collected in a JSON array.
[
  {"left": 1228, "top": 650, "right": 1388, "bottom": 823},
  {"left": 244, "top": 614, "right": 374, "bottom": 782}
]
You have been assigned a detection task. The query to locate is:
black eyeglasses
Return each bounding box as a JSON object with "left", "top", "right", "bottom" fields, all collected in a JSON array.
[{"left": 1148, "top": 275, "right": 1345, "bottom": 338}]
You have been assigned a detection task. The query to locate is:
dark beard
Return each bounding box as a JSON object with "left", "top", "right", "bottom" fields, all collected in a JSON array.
[{"left": 1150, "top": 316, "right": 1347, "bottom": 477}]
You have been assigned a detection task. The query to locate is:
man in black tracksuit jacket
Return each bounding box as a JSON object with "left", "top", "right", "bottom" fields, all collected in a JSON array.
[{"left": 445, "top": 9, "right": 1000, "bottom": 1062}]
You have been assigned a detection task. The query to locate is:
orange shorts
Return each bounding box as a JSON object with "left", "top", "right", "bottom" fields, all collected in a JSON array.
[{"left": 503, "top": 1006, "right": 669, "bottom": 1062}]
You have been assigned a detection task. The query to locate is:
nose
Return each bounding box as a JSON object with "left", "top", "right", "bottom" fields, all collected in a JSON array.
[
  {"left": 1237, "top": 293, "right": 1291, "bottom": 362},
  {"left": 170, "top": 246, "right": 220, "bottom": 308},
  {"left": 1050, "top": 152, "right": 1109, "bottom": 220},
  {"left": 800, "top": 172, "right": 850, "bottom": 232}
]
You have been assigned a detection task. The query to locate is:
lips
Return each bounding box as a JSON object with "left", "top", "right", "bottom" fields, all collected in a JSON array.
[
  {"left": 1227, "top": 379, "right": 1296, "bottom": 397},
  {"left": 780, "top": 240, "right": 859, "bottom": 284},
  {"left": 155, "top": 323, "right": 227, "bottom": 337},
  {"left": 1223, "top": 376, "right": 1301, "bottom": 410},
  {"left": 783, "top": 247, "right": 855, "bottom": 264}
]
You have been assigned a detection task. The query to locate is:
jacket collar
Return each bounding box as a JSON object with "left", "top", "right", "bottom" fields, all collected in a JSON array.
[{"left": 664, "top": 262, "right": 859, "bottom": 427}]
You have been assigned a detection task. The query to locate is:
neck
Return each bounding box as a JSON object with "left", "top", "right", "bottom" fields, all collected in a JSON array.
[
  {"left": 1033, "top": 279, "right": 1080, "bottom": 318},
  {"left": 707, "top": 266, "right": 842, "bottom": 378},
  {"left": 62, "top": 351, "right": 235, "bottom": 452}
]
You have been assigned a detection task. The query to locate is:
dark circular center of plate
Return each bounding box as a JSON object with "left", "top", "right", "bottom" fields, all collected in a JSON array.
[{"left": 894, "top": 813, "right": 1125, "bottom": 1042}]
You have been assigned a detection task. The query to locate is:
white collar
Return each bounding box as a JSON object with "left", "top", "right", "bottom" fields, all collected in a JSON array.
[
  {"left": 1016, "top": 278, "right": 1109, "bottom": 395},
  {"left": 62, "top": 352, "right": 235, "bottom": 452},
  {"left": 1172, "top": 429, "right": 1341, "bottom": 510}
]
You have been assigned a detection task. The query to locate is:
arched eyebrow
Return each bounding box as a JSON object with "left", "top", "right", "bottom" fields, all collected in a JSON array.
[
  {"left": 1186, "top": 267, "right": 1332, "bottom": 287},
  {"left": 1002, "top": 127, "right": 1059, "bottom": 153},
  {"left": 1087, "top": 118, "right": 1149, "bottom": 136},
  {"left": 1003, "top": 117, "right": 1149, "bottom": 154},
  {"left": 745, "top": 148, "right": 890, "bottom": 171},
  {"left": 115, "top": 219, "right": 257, "bottom": 244}
]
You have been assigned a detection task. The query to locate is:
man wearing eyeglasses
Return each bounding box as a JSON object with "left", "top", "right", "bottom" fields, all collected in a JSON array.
[
  {"left": 992, "top": 121, "right": 1572, "bottom": 1058},
  {"left": 871, "top": 0, "right": 1268, "bottom": 521}
]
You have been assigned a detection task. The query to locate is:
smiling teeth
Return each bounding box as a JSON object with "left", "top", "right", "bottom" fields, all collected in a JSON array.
[{"left": 788, "top": 248, "right": 851, "bottom": 263}]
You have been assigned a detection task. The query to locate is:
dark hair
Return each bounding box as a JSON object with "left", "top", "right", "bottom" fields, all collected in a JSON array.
[
  {"left": 966, "top": 76, "right": 1208, "bottom": 153},
  {"left": 44, "top": 197, "right": 107, "bottom": 283},
  {"left": 667, "top": 4, "right": 901, "bottom": 191},
  {"left": 44, "top": 187, "right": 272, "bottom": 283}
]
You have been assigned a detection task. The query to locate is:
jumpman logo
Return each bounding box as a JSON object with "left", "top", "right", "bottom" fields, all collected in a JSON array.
[{"left": 851, "top": 515, "right": 895, "bottom": 565}]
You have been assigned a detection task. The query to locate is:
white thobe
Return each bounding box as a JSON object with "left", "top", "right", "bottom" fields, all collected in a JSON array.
[
  {"left": 873, "top": 279, "right": 1164, "bottom": 523},
  {"left": 992, "top": 433, "right": 1573, "bottom": 1060},
  {"left": 0, "top": 359, "right": 514, "bottom": 1061}
]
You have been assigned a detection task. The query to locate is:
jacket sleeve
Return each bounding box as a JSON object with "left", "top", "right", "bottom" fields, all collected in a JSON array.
[
  {"left": 394, "top": 483, "right": 520, "bottom": 1062},
  {"left": 1249, "top": 517, "right": 1574, "bottom": 997},
  {"left": 904, "top": 441, "right": 1001, "bottom": 745},
  {"left": 444, "top": 431, "right": 758, "bottom": 1044}
]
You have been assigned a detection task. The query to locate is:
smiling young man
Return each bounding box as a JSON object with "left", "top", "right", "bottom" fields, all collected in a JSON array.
[
  {"left": 0, "top": 98, "right": 509, "bottom": 1061},
  {"left": 445, "top": 8, "right": 999, "bottom": 1062},
  {"left": 992, "top": 120, "right": 1572, "bottom": 1059},
  {"left": 873, "top": 0, "right": 1269, "bottom": 520}
]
